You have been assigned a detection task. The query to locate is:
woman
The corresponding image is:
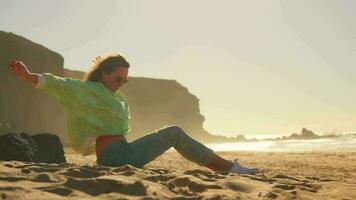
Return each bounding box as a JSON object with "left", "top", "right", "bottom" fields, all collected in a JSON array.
[{"left": 9, "top": 53, "right": 258, "bottom": 174}]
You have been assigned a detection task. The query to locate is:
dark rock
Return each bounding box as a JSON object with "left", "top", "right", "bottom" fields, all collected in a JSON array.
[
  {"left": 288, "top": 128, "right": 319, "bottom": 140},
  {"left": 0, "top": 132, "right": 66, "bottom": 163},
  {"left": 264, "top": 128, "right": 321, "bottom": 141},
  {"left": 0, "top": 132, "right": 38, "bottom": 162},
  {"left": 300, "top": 128, "right": 319, "bottom": 139},
  {"left": 31, "top": 132, "right": 66, "bottom": 163}
]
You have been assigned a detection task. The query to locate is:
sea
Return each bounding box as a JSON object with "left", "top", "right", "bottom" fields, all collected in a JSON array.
[{"left": 204, "top": 134, "right": 356, "bottom": 152}]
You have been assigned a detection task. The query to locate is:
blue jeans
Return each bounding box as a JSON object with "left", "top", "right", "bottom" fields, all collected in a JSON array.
[{"left": 96, "top": 125, "right": 215, "bottom": 168}]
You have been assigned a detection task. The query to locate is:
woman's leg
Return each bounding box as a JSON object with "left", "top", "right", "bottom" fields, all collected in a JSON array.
[
  {"left": 127, "top": 125, "right": 216, "bottom": 168},
  {"left": 98, "top": 125, "right": 257, "bottom": 174},
  {"left": 205, "top": 154, "right": 234, "bottom": 171}
]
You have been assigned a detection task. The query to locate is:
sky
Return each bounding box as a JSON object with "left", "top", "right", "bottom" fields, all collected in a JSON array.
[{"left": 1, "top": 0, "right": 356, "bottom": 138}]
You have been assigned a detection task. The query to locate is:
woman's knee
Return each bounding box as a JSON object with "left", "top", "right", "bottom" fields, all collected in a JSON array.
[
  {"left": 164, "top": 125, "right": 185, "bottom": 133},
  {"left": 156, "top": 125, "right": 186, "bottom": 142}
]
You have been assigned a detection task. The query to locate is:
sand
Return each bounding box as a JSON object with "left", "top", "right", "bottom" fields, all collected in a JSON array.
[{"left": 0, "top": 148, "right": 355, "bottom": 199}]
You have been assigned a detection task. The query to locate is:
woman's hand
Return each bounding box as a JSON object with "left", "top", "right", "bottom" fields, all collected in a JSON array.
[
  {"left": 92, "top": 56, "right": 102, "bottom": 64},
  {"left": 9, "top": 60, "right": 39, "bottom": 86}
]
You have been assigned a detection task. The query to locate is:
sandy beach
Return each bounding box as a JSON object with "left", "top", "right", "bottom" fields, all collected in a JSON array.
[{"left": 0, "top": 148, "right": 355, "bottom": 199}]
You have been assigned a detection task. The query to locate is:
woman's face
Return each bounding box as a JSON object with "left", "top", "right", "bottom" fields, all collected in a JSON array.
[{"left": 101, "top": 67, "right": 129, "bottom": 92}]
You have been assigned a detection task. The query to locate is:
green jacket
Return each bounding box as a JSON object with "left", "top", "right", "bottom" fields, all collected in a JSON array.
[{"left": 35, "top": 73, "right": 131, "bottom": 156}]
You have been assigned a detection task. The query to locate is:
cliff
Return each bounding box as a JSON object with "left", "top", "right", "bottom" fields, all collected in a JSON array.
[
  {"left": 0, "top": 31, "right": 69, "bottom": 144},
  {"left": 1, "top": 30, "right": 245, "bottom": 147}
]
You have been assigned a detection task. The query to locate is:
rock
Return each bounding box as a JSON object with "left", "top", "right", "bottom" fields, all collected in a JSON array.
[
  {"left": 0, "top": 132, "right": 38, "bottom": 162},
  {"left": 300, "top": 128, "right": 318, "bottom": 139},
  {"left": 0, "top": 132, "right": 66, "bottom": 163},
  {"left": 288, "top": 128, "right": 319, "bottom": 140},
  {"left": 31, "top": 132, "right": 66, "bottom": 163}
]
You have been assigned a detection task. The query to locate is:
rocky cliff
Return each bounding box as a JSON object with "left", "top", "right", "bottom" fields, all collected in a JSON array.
[
  {"left": 0, "top": 30, "right": 69, "bottom": 144},
  {"left": 1, "top": 31, "right": 243, "bottom": 148}
]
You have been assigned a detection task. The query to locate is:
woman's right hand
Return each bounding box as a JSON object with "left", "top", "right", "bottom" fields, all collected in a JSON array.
[
  {"left": 9, "top": 60, "right": 39, "bottom": 86},
  {"left": 9, "top": 60, "right": 31, "bottom": 81}
]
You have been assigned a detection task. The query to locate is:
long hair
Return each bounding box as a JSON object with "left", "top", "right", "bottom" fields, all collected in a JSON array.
[{"left": 83, "top": 54, "right": 130, "bottom": 82}]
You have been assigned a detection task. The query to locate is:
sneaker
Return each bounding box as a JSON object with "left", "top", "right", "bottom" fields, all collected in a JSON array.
[{"left": 228, "top": 159, "right": 259, "bottom": 175}]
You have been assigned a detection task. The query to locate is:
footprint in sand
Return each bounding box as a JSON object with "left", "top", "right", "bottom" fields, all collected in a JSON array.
[
  {"left": 222, "top": 181, "right": 255, "bottom": 193},
  {"left": 0, "top": 176, "right": 27, "bottom": 182},
  {"left": 166, "top": 176, "right": 223, "bottom": 194},
  {"left": 35, "top": 186, "right": 74, "bottom": 197},
  {"left": 272, "top": 184, "right": 296, "bottom": 190},
  {"left": 169, "top": 176, "right": 192, "bottom": 187},
  {"left": 267, "top": 174, "right": 322, "bottom": 193},
  {"left": 114, "top": 170, "right": 137, "bottom": 176},
  {"left": 31, "top": 173, "right": 63, "bottom": 183},
  {"left": 0, "top": 186, "right": 25, "bottom": 191},
  {"left": 143, "top": 174, "right": 175, "bottom": 182},
  {"left": 200, "top": 177, "right": 217, "bottom": 182},
  {"left": 183, "top": 169, "right": 226, "bottom": 180},
  {"left": 60, "top": 167, "right": 105, "bottom": 178},
  {"left": 264, "top": 191, "right": 279, "bottom": 199},
  {"left": 264, "top": 188, "right": 300, "bottom": 199},
  {"left": 245, "top": 174, "right": 275, "bottom": 184},
  {"left": 63, "top": 177, "right": 147, "bottom": 196},
  {"left": 272, "top": 174, "right": 302, "bottom": 182}
]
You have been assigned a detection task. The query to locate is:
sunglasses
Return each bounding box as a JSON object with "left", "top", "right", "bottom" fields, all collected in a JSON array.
[{"left": 115, "top": 76, "right": 129, "bottom": 84}]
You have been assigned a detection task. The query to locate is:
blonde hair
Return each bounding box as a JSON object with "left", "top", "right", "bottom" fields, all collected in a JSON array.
[{"left": 83, "top": 53, "right": 130, "bottom": 82}]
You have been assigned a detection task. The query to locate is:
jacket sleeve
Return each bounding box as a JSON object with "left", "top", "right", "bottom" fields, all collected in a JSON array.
[{"left": 34, "top": 73, "right": 83, "bottom": 106}]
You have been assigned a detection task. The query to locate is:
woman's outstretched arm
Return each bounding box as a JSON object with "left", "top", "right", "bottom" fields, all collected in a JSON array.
[
  {"left": 9, "top": 60, "right": 40, "bottom": 87},
  {"left": 9, "top": 59, "right": 85, "bottom": 106}
]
